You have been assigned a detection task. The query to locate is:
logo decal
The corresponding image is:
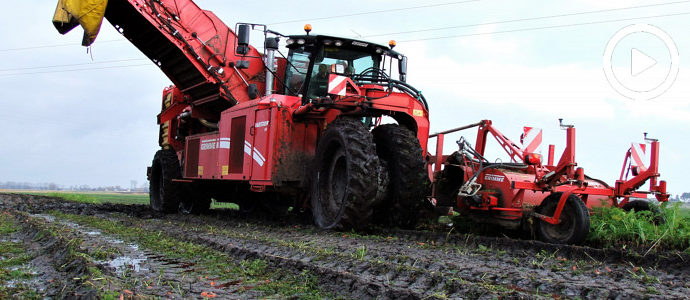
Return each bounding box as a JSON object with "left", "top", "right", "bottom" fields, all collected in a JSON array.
[{"left": 484, "top": 174, "right": 505, "bottom": 182}]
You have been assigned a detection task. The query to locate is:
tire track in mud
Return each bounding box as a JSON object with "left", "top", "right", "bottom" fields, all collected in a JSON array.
[
  {"left": 23, "top": 213, "right": 271, "bottom": 299},
  {"left": 112, "top": 215, "right": 523, "bottom": 299},
  {"left": 9, "top": 212, "right": 109, "bottom": 298},
  {"left": 132, "top": 214, "right": 688, "bottom": 299},
  {"left": 8, "top": 192, "right": 684, "bottom": 269},
  {"left": 2, "top": 193, "right": 690, "bottom": 299}
]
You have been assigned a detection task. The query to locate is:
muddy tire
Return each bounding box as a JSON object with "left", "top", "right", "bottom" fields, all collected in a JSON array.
[
  {"left": 149, "top": 149, "right": 182, "bottom": 213},
  {"left": 536, "top": 192, "right": 590, "bottom": 245},
  {"left": 371, "top": 124, "right": 429, "bottom": 229},
  {"left": 179, "top": 195, "right": 211, "bottom": 215},
  {"left": 311, "top": 117, "right": 379, "bottom": 230}
]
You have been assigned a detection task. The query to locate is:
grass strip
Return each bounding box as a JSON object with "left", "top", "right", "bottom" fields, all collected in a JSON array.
[
  {"left": 24, "top": 191, "right": 239, "bottom": 209},
  {"left": 588, "top": 203, "right": 690, "bottom": 252}
]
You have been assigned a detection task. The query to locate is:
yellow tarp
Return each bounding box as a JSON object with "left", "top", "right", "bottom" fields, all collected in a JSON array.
[{"left": 52, "top": 0, "right": 108, "bottom": 46}]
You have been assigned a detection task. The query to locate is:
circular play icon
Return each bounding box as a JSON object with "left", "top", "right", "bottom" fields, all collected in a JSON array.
[{"left": 603, "top": 24, "right": 679, "bottom": 101}]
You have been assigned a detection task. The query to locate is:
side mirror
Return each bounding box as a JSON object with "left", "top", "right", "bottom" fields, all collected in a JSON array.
[
  {"left": 398, "top": 56, "right": 408, "bottom": 82},
  {"left": 237, "top": 24, "right": 250, "bottom": 55}
]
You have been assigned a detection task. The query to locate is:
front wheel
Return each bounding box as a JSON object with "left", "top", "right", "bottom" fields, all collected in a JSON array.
[
  {"left": 311, "top": 117, "right": 379, "bottom": 230},
  {"left": 535, "top": 192, "right": 590, "bottom": 244}
]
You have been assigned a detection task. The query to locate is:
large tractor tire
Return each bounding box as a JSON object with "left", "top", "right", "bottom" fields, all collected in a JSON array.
[
  {"left": 535, "top": 192, "right": 590, "bottom": 245},
  {"left": 371, "top": 124, "right": 430, "bottom": 229},
  {"left": 149, "top": 149, "right": 183, "bottom": 213},
  {"left": 311, "top": 117, "right": 379, "bottom": 230}
]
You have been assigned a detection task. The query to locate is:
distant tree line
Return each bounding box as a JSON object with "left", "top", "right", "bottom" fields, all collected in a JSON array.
[{"left": 0, "top": 181, "right": 149, "bottom": 192}]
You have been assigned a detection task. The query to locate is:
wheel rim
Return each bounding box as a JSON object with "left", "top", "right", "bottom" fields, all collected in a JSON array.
[
  {"left": 322, "top": 150, "right": 347, "bottom": 225},
  {"left": 541, "top": 203, "right": 575, "bottom": 242}
]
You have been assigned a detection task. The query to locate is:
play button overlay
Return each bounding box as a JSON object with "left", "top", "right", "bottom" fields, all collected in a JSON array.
[
  {"left": 603, "top": 24, "right": 679, "bottom": 100},
  {"left": 631, "top": 48, "right": 656, "bottom": 77}
]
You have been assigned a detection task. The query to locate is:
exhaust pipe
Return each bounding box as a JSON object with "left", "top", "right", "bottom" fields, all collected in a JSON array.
[{"left": 264, "top": 37, "right": 279, "bottom": 96}]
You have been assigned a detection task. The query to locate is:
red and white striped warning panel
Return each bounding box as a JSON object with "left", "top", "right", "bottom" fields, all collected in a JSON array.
[
  {"left": 520, "top": 126, "right": 542, "bottom": 154},
  {"left": 630, "top": 142, "right": 648, "bottom": 171},
  {"left": 328, "top": 74, "right": 348, "bottom": 96}
]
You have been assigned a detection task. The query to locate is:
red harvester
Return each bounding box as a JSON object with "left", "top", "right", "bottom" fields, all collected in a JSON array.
[{"left": 53, "top": 0, "right": 668, "bottom": 244}]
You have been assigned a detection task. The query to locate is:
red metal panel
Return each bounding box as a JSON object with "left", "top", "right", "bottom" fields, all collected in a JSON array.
[
  {"left": 184, "top": 138, "right": 200, "bottom": 178},
  {"left": 197, "top": 133, "right": 220, "bottom": 179},
  {"left": 250, "top": 108, "right": 272, "bottom": 181},
  {"left": 229, "top": 116, "right": 246, "bottom": 174}
]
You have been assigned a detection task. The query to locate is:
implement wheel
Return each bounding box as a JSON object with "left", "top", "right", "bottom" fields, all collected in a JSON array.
[
  {"left": 311, "top": 117, "right": 379, "bottom": 230},
  {"left": 536, "top": 192, "right": 590, "bottom": 244},
  {"left": 622, "top": 199, "right": 665, "bottom": 224},
  {"left": 149, "top": 149, "right": 182, "bottom": 213},
  {"left": 371, "top": 124, "right": 429, "bottom": 229}
]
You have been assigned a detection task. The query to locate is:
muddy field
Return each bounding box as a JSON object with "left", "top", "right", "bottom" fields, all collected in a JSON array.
[{"left": 1, "top": 193, "right": 689, "bottom": 299}]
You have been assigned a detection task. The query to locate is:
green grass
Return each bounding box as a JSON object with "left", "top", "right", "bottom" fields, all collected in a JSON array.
[
  {"left": 28, "top": 192, "right": 150, "bottom": 205},
  {"left": 588, "top": 203, "right": 690, "bottom": 252},
  {"left": 679, "top": 207, "right": 690, "bottom": 218},
  {"left": 22, "top": 191, "right": 239, "bottom": 210},
  {"left": 49, "top": 211, "right": 328, "bottom": 298}
]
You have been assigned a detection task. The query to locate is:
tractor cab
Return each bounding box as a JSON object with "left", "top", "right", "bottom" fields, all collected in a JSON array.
[{"left": 283, "top": 35, "right": 408, "bottom": 101}]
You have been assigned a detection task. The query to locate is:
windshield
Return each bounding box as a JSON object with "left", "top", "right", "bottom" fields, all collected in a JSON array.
[{"left": 307, "top": 46, "right": 379, "bottom": 98}]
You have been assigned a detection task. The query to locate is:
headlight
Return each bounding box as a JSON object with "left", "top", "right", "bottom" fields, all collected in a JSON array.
[{"left": 334, "top": 40, "right": 343, "bottom": 46}]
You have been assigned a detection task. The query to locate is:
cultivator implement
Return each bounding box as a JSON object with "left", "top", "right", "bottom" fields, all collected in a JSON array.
[{"left": 428, "top": 119, "right": 668, "bottom": 244}]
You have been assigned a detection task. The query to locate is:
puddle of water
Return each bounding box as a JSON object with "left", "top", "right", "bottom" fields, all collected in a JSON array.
[
  {"left": 33, "top": 214, "right": 55, "bottom": 222},
  {"left": 32, "top": 213, "right": 151, "bottom": 275},
  {"left": 5, "top": 267, "right": 41, "bottom": 290},
  {"left": 107, "top": 256, "right": 147, "bottom": 274}
]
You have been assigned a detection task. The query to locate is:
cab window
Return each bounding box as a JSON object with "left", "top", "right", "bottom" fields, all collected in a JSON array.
[
  {"left": 307, "top": 46, "right": 377, "bottom": 98},
  {"left": 284, "top": 49, "right": 311, "bottom": 95}
]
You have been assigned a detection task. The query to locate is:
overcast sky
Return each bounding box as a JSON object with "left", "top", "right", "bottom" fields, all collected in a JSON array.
[{"left": 1, "top": 0, "right": 688, "bottom": 195}]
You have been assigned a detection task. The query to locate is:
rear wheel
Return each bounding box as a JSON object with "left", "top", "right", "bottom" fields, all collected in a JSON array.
[
  {"left": 371, "top": 124, "right": 429, "bottom": 229},
  {"left": 311, "top": 117, "right": 379, "bottom": 230},
  {"left": 258, "top": 193, "right": 291, "bottom": 217},
  {"left": 149, "top": 149, "right": 182, "bottom": 213},
  {"left": 536, "top": 192, "right": 590, "bottom": 244},
  {"left": 179, "top": 194, "right": 211, "bottom": 215}
]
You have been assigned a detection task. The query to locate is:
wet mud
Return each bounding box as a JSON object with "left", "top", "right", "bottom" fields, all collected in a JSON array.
[{"left": 1, "top": 193, "right": 688, "bottom": 299}]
